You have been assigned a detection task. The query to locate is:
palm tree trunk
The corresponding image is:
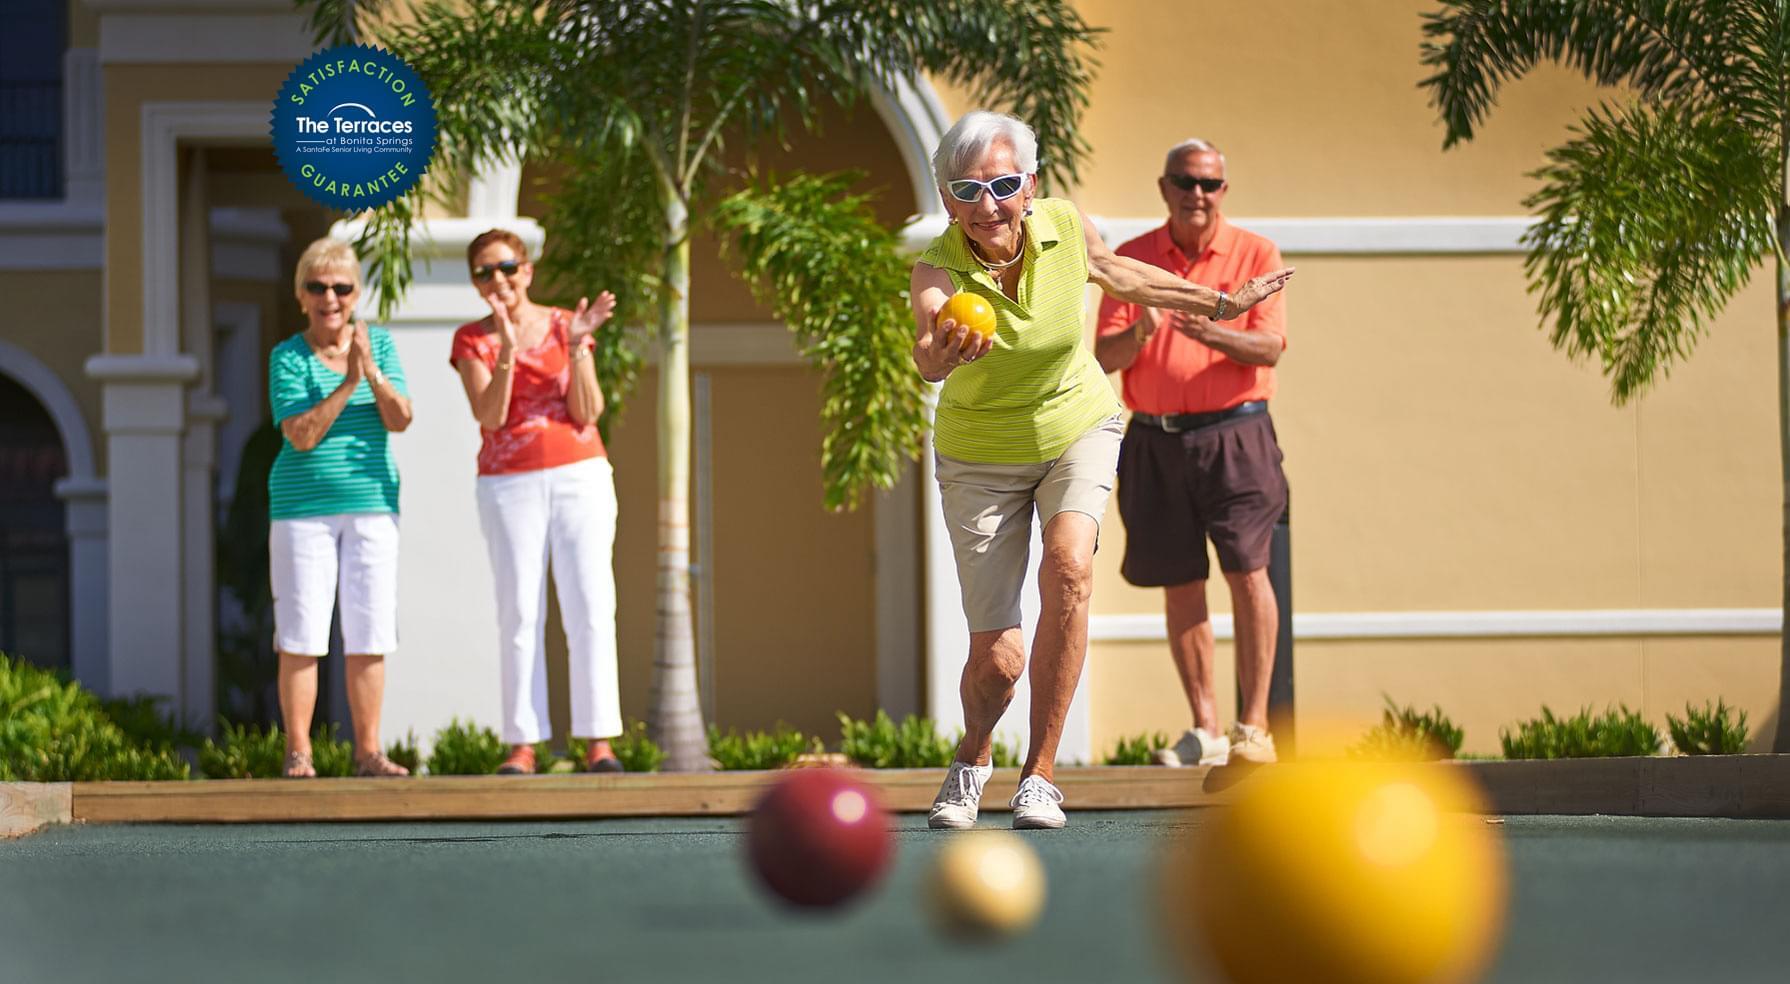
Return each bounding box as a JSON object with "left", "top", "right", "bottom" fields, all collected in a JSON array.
[
  {"left": 650, "top": 189, "right": 710, "bottom": 770},
  {"left": 1775, "top": 202, "right": 1790, "bottom": 753}
]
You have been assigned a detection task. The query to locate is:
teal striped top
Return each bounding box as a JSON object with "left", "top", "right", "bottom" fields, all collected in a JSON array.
[
  {"left": 267, "top": 327, "right": 409, "bottom": 520},
  {"left": 920, "top": 197, "right": 1119, "bottom": 463}
]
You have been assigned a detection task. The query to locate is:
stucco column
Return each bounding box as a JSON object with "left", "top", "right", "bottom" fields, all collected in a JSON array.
[
  {"left": 52, "top": 477, "right": 108, "bottom": 693},
  {"left": 85, "top": 354, "right": 197, "bottom": 703}
]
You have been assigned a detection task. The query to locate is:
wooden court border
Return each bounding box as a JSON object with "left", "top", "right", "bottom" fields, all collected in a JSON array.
[{"left": 4, "top": 756, "right": 1788, "bottom": 836}]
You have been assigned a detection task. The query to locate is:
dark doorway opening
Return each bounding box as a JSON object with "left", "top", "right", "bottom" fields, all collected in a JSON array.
[{"left": 0, "top": 373, "right": 70, "bottom": 669}]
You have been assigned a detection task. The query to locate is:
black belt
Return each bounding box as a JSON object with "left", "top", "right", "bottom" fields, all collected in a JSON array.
[{"left": 1131, "top": 401, "right": 1266, "bottom": 433}]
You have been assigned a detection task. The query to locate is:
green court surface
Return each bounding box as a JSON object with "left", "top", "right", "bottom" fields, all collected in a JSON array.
[{"left": 4, "top": 812, "right": 1786, "bottom": 983}]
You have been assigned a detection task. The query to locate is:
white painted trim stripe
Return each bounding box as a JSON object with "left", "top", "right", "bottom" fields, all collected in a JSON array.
[
  {"left": 1091, "top": 608, "right": 1782, "bottom": 643},
  {"left": 100, "top": 14, "right": 312, "bottom": 64}
]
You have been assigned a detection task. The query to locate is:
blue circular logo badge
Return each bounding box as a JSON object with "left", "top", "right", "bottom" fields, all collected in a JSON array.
[{"left": 271, "top": 44, "right": 436, "bottom": 211}]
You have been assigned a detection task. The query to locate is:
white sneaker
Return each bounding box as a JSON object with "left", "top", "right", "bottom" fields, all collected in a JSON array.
[
  {"left": 929, "top": 760, "right": 993, "bottom": 829},
  {"left": 1152, "top": 728, "right": 1231, "bottom": 767},
  {"left": 1009, "top": 774, "right": 1066, "bottom": 830},
  {"left": 1228, "top": 722, "right": 1278, "bottom": 764}
]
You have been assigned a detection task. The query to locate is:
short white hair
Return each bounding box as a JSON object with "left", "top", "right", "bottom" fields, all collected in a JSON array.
[
  {"left": 1164, "top": 138, "right": 1226, "bottom": 173},
  {"left": 932, "top": 110, "right": 1039, "bottom": 186}
]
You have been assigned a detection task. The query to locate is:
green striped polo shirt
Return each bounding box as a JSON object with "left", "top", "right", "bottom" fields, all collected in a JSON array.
[
  {"left": 267, "top": 326, "right": 409, "bottom": 520},
  {"left": 920, "top": 197, "right": 1120, "bottom": 463}
]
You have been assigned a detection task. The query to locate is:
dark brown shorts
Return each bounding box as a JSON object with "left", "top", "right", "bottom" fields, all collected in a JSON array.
[{"left": 1117, "top": 410, "right": 1288, "bottom": 586}]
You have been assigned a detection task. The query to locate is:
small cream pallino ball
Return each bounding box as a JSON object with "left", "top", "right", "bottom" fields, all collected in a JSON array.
[{"left": 925, "top": 830, "right": 1047, "bottom": 938}]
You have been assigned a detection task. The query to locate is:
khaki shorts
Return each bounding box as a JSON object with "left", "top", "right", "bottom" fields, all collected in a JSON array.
[{"left": 935, "top": 413, "right": 1124, "bottom": 631}]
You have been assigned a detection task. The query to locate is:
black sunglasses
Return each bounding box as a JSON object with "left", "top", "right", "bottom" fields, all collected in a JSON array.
[
  {"left": 1164, "top": 174, "right": 1227, "bottom": 194},
  {"left": 304, "top": 281, "right": 355, "bottom": 296},
  {"left": 472, "top": 260, "right": 523, "bottom": 282}
]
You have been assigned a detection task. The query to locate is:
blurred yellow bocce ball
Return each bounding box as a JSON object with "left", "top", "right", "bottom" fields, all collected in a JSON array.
[{"left": 1164, "top": 761, "right": 1508, "bottom": 984}]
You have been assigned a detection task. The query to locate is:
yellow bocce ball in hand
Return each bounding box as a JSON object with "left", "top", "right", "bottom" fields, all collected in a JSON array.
[{"left": 938, "top": 292, "right": 997, "bottom": 341}]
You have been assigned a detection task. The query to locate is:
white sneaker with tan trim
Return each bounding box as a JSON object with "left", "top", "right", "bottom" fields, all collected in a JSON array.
[
  {"left": 1228, "top": 722, "right": 1278, "bottom": 764},
  {"left": 1153, "top": 727, "right": 1231, "bottom": 768}
]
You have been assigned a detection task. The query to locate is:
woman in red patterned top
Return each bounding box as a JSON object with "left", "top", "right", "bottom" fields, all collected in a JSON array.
[{"left": 451, "top": 228, "right": 624, "bottom": 774}]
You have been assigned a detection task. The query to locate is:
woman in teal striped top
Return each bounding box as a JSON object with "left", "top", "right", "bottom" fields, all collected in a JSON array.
[
  {"left": 910, "top": 111, "right": 1293, "bottom": 832},
  {"left": 267, "top": 238, "right": 413, "bottom": 778}
]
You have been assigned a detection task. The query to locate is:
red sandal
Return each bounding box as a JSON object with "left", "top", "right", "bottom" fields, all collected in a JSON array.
[{"left": 496, "top": 745, "right": 535, "bottom": 775}]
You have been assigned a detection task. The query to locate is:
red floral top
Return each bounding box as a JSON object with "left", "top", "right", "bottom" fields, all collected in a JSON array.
[{"left": 450, "top": 307, "right": 606, "bottom": 475}]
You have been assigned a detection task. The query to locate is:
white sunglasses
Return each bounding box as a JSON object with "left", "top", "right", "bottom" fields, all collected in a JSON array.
[{"left": 946, "top": 172, "right": 1029, "bottom": 204}]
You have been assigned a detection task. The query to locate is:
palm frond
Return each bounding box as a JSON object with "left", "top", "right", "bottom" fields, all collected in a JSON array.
[
  {"left": 1522, "top": 99, "right": 1777, "bottom": 400},
  {"left": 711, "top": 172, "right": 930, "bottom": 510},
  {"left": 1420, "top": 0, "right": 1751, "bottom": 147},
  {"left": 352, "top": 192, "right": 418, "bottom": 322},
  {"left": 300, "top": 0, "right": 394, "bottom": 46},
  {"left": 807, "top": 0, "right": 1103, "bottom": 191}
]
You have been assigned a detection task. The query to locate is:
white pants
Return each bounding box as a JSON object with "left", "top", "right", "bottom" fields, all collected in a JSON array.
[
  {"left": 269, "top": 512, "right": 401, "bottom": 656},
  {"left": 476, "top": 457, "right": 622, "bottom": 744}
]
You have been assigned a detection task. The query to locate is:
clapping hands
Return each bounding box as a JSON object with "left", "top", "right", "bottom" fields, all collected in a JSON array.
[{"left": 569, "top": 291, "right": 617, "bottom": 344}]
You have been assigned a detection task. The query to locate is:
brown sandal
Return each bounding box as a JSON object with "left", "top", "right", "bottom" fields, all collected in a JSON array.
[
  {"left": 284, "top": 750, "right": 316, "bottom": 778},
  {"left": 354, "top": 752, "right": 410, "bottom": 778}
]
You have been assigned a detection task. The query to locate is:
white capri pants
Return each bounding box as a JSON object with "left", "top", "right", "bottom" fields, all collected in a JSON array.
[
  {"left": 476, "top": 456, "right": 622, "bottom": 744},
  {"left": 269, "top": 512, "right": 401, "bottom": 656}
]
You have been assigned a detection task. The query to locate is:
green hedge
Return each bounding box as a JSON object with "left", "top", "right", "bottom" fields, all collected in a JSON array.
[
  {"left": 1350, "top": 698, "right": 1465, "bottom": 761},
  {"left": 1104, "top": 731, "right": 1171, "bottom": 766},
  {"left": 708, "top": 723, "right": 821, "bottom": 770},
  {"left": 0, "top": 654, "right": 190, "bottom": 781},
  {"left": 1665, "top": 700, "right": 1750, "bottom": 755},
  {"left": 1501, "top": 705, "right": 1662, "bottom": 759}
]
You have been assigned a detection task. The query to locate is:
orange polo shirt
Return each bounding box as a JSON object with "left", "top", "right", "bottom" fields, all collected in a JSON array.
[{"left": 1096, "top": 217, "right": 1287, "bottom": 415}]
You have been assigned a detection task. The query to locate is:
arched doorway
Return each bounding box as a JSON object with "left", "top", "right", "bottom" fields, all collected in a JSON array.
[{"left": 0, "top": 373, "right": 69, "bottom": 670}]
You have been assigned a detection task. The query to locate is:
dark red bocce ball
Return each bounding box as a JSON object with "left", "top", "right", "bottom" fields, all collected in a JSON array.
[{"left": 746, "top": 768, "right": 894, "bottom": 909}]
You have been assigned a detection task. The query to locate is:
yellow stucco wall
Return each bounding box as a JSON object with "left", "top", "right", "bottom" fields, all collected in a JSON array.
[
  {"left": 0, "top": 270, "right": 105, "bottom": 472},
  {"left": 935, "top": 0, "right": 1619, "bottom": 215}
]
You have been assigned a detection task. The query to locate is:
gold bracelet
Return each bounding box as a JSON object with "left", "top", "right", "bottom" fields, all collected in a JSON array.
[{"left": 495, "top": 359, "right": 514, "bottom": 371}]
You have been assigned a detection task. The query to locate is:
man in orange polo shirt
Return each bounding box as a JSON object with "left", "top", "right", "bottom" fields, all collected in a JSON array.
[{"left": 1095, "top": 138, "right": 1288, "bottom": 767}]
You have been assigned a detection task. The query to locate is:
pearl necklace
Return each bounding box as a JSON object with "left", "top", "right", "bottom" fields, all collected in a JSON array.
[{"left": 969, "top": 230, "right": 1026, "bottom": 272}]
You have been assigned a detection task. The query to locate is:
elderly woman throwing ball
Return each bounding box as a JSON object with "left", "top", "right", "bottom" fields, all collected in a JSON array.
[{"left": 912, "top": 111, "right": 1293, "bottom": 830}]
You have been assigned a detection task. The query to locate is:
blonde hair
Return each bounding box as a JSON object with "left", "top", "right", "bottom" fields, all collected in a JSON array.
[{"left": 293, "top": 237, "right": 361, "bottom": 296}]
